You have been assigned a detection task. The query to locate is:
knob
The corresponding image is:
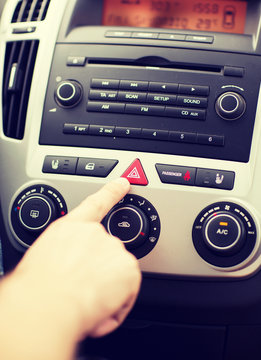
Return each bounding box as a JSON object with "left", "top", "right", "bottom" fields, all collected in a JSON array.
[
  {"left": 54, "top": 80, "right": 82, "bottom": 108},
  {"left": 215, "top": 92, "right": 246, "bottom": 120},
  {"left": 106, "top": 205, "right": 150, "bottom": 248},
  {"left": 18, "top": 194, "right": 57, "bottom": 232},
  {"left": 192, "top": 202, "right": 257, "bottom": 268},
  {"left": 202, "top": 212, "right": 245, "bottom": 255},
  {"left": 11, "top": 185, "right": 67, "bottom": 248},
  {"left": 102, "top": 194, "right": 160, "bottom": 259}
]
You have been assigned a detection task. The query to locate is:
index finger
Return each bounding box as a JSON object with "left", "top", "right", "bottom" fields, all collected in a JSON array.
[{"left": 67, "top": 177, "right": 130, "bottom": 222}]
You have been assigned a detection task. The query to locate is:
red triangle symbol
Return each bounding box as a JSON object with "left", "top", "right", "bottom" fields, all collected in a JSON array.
[{"left": 121, "top": 159, "right": 148, "bottom": 186}]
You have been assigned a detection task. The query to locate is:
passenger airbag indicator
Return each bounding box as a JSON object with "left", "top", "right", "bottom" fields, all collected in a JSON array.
[{"left": 103, "top": 0, "right": 247, "bottom": 34}]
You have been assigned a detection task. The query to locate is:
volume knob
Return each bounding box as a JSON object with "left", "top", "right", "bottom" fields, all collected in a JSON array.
[
  {"left": 215, "top": 92, "right": 246, "bottom": 120},
  {"left": 55, "top": 80, "right": 82, "bottom": 108}
]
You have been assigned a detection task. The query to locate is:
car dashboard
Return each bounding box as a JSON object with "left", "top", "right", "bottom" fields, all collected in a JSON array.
[{"left": 1, "top": 0, "right": 261, "bottom": 359}]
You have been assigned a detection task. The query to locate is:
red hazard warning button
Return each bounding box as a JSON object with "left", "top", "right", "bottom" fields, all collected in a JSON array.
[{"left": 121, "top": 159, "right": 148, "bottom": 186}]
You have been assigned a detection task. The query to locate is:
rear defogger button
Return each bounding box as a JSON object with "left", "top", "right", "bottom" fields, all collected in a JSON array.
[{"left": 156, "top": 164, "right": 196, "bottom": 185}]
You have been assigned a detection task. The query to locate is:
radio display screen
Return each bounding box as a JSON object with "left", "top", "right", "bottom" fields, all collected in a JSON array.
[{"left": 102, "top": 0, "right": 247, "bottom": 34}]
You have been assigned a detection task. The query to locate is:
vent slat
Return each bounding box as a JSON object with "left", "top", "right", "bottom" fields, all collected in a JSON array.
[
  {"left": 12, "top": 0, "right": 50, "bottom": 23},
  {"left": 2, "top": 41, "right": 39, "bottom": 139},
  {"left": 16, "top": 41, "right": 39, "bottom": 138}
]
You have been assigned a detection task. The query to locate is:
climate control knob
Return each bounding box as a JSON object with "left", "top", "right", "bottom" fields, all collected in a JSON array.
[
  {"left": 11, "top": 185, "right": 67, "bottom": 248},
  {"left": 192, "top": 202, "right": 257, "bottom": 268},
  {"left": 202, "top": 212, "right": 245, "bottom": 255},
  {"left": 103, "top": 194, "right": 160, "bottom": 259},
  {"left": 54, "top": 80, "right": 82, "bottom": 108},
  {"left": 18, "top": 194, "right": 57, "bottom": 232},
  {"left": 215, "top": 92, "right": 246, "bottom": 120}
]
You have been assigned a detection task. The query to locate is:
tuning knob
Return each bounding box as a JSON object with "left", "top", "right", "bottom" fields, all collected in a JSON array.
[
  {"left": 11, "top": 185, "right": 67, "bottom": 248},
  {"left": 215, "top": 92, "right": 246, "bottom": 120},
  {"left": 103, "top": 195, "right": 160, "bottom": 259},
  {"left": 55, "top": 80, "right": 82, "bottom": 108}
]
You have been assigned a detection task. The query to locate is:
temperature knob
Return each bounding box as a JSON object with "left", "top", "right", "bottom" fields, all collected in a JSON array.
[
  {"left": 215, "top": 92, "right": 246, "bottom": 120},
  {"left": 103, "top": 195, "right": 160, "bottom": 259},
  {"left": 192, "top": 202, "right": 257, "bottom": 268},
  {"left": 54, "top": 80, "right": 82, "bottom": 108},
  {"left": 11, "top": 185, "right": 67, "bottom": 248}
]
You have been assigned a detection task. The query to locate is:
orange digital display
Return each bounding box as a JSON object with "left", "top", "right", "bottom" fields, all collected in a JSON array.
[{"left": 102, "top": 0, "right": 247, "bottom": 34}]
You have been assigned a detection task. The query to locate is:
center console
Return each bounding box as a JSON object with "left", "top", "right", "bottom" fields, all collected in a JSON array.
[{"left": 2, "top": 0, "right": 261, "bottom": 358}]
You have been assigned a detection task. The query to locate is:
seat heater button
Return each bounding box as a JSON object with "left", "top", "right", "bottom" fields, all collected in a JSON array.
[{"left": 156, "top": 164, "right": 196, "bottom": 185}]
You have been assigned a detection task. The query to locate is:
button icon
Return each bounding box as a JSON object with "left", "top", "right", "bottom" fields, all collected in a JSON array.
[
  {"left": 30, "top": 210, "right": 40, "bottom": 219},
  {"left": 122, "top": 159, "right": 148, "bottom": 186},
  {"left": 215, "top": 173, "right": 224, "bottom": 184},
  {"left": 85, "top": 163, "right": 95, "bottom": 171},
  {"left": 118, "top": 221, "right": 131, "bottom": 228},
  {"left": 51, "top": 160, "right": 59, "bottom": 170}
]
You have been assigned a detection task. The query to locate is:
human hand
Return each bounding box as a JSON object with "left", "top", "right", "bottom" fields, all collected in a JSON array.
[{"left": 6, "top": 178, "right": 141, "bottom": 341}]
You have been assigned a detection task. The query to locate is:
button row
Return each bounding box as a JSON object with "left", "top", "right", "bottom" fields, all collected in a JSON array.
[
  {"left": 87, "top": 102, "right": 206, "bottom": 120},
  {"left": 105, "top": 31, "right": 214, "bottom": 44},
  {"left": 42, "top": 156, "right": 234, "bottom": 191},
  {"left": 156, "top": 164, "right": 235, "bottom": 190},
  {"left": 91, "top": 78, "right": 210, "bottom": 96},
  {"left": 63, "top": 123, "right": 225, "bottom": 146},
  {"left": 89, "top": 90, "right": 208, "bottom": 108},
  {"left": 42, "top": 156, "right": 118, "bottom": 178}
]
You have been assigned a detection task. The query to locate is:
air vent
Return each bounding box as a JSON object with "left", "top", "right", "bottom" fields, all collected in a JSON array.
[
  {"left": 2, "top": 41, "right": 39, "bottom": 139},
  {"left": 12, "top": 0, "right": 51, "bottom": 22}
]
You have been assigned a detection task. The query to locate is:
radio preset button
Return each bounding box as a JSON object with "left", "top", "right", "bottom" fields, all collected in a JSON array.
[
  {"left": 89, "top": 125, "right": 115, "bottom": 136},
  {"left": 169, "top": 131, "right": 197, "bottom": 143},
  {"left": 197, "top": 134, "right": 224, "bottom": 146},
  {"left": 63, "top": 124, "right": 89, "bottom": 135},
  {"left": 115, "top": 127, "right": 142, "bottom": 138},
  {"left": 142, "top": 129, "right": 169, "bottom": 140}
]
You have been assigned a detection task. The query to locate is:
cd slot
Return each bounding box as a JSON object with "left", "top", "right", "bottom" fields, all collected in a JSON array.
[{"left": 87, "top": 59, "right": 222, "bottom": 74}]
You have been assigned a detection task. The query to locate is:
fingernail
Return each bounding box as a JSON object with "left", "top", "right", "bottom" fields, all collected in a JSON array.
[{"left": 115, "top": 177, "right": 130, "bottom": 189}]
